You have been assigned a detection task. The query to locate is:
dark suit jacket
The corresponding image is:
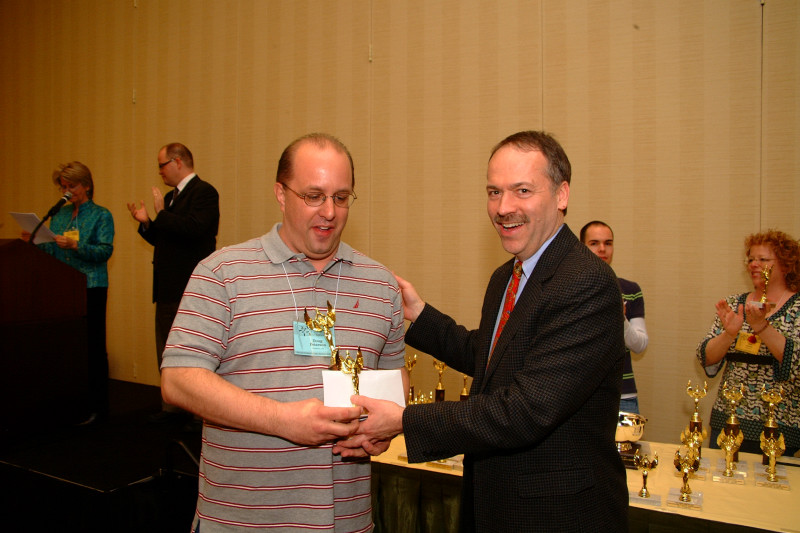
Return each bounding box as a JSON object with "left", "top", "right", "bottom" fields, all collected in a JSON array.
[
  {"left": 403, "top": 225, "right": 628, "bottom": 532},
  {"left": 138, "top": 175, "right": 219, "bottom": 303}
]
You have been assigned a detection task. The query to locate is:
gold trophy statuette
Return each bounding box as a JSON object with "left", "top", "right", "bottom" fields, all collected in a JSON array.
[
  {"left": 759, "top": 385, "right": 786, "bottom": 480},
  {"left": 405, "top": 353, "right": 417, "bottom": 404},
  {"left": 634, "top": 451, "right": 659, "bottom": 498},
  {"left": 759, "top": 265, "right": 773, "bottom": 305},
  {"left": 719, "top": 381, "right": 745, "bottom": 464},
  {"left": 460, "top": 374, "right": 470, "bottom": 401},
  {"left": 304, "top": 301, "right": 340, "bottom": 370},
  {"left": 340, "top": 348, "right": 364, "bottom": 395},
  {"left": 717, "top": 428, "right": 744, "bottom": 478},
  {"left": 433, "top": 361, "right": 447, "bottom": 402},
  {"left": 674, "top": 446, "right": 700, "bottom": 502},
  {"left": 681, "top": 380, "right": 708, "bottom": 458}
]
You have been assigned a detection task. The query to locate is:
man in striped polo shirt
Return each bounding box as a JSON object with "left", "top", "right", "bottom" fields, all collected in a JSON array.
[{"left": 161, "top": 133, "right": 407, "bottom": 532}]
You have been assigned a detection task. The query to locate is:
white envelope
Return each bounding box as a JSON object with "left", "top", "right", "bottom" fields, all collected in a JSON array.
[{"left": 322, "top": 369, "right": 406, "bottom": 407}]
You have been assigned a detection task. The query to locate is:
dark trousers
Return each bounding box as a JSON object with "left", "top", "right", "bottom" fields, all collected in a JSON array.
[{"left": 86, "top": 287, "right": 109, "bottom": 417}]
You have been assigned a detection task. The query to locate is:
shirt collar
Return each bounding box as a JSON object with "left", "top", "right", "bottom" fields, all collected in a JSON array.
[
  {"left": 174, "top": 173, "right": 197, "bottom": 193},
  {"left": 518, "top": 223, "right": 564, "bottom": 279},
  {"left": 261, "top": 223, "right": 354, "bottom": 268}
]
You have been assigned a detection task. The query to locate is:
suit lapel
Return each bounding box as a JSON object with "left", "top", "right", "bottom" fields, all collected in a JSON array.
[
  {"left": 168, "top": 175, "right": 199, "bottom": 211},
  {"left": 480, "top": 225, "right": 576, "bottom": 388}
]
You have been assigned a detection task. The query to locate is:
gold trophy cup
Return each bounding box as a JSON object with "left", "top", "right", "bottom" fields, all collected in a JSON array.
[
  {"left": 674, "top": 446, "right": 700, "bottom": 503},
  {"left": 634, "top": 451, "right": 659, "bottom": 498}
]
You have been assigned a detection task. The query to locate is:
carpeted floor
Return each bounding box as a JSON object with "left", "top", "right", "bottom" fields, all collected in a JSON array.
[{"left": 0, "top": 380, "right": 200, "bottom": 532}]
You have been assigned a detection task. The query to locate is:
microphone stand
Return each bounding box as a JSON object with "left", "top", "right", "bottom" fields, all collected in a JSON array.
[
  {"left": 29, "top": 214, "right": 51, "bottom": 245},
  {"left": 30, "top": 193, "right": 71, "bottom": 245}
]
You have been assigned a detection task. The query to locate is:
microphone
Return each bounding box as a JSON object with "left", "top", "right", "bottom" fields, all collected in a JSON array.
[
  {"left": 29, "top": 191, "right": 73, "bottom": 245},
  {"left": 46, "top": 191, "right": 73, "bottom": 218}
]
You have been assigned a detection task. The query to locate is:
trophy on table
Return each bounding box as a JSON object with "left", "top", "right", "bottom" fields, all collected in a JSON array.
[
  {"left": 634, "top": 450, "right": 659, "bottom": 499},
  {"left": 304, "top": 301, "right": 340, "bottom": 370},
  {"left": 681, "top": 380, "right": 708, "bottom": 459},
  {"left": 717, "top": 381, "right": 746, "bottom": 470},
  {"left": 672, "top": 446, "right": 701, "bottom": 505},
  {"left": 404, "top": 353, "right": 417, "bottom": 404},
  {"left": 460, "top": 374, "right": 470, "bottom": 401},
  {"left": 433, "top": 361, "right": 447, "bottom": 402},
  {"left": 759, "top": 385, "right": 786, "bottom": 482}
]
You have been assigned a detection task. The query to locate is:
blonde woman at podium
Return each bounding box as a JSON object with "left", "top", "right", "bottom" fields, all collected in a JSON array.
[{"left": 22, "top": 162, "right": 115, "bottom": 426}]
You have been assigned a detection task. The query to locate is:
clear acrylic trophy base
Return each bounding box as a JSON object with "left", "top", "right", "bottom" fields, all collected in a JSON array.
[
  {"left": 712, "top": 458, "right": 749, "bottom": 484},
  {"left": 754, "top": 464, "right": 790, "bottom": 490},
  {"left": 666, "top": 488, "right": 703, "bottom": 510},
  {"left": 397, "top": 452, "right": 464, "bottom": 472},
  {"left": 629, "top": 492, "right": 662, "bottom": 507}
]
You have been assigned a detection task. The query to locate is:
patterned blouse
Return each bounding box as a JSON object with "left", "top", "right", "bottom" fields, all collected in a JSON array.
[{"left": 696, "top": 292, "right": 800, "bottom": 449}]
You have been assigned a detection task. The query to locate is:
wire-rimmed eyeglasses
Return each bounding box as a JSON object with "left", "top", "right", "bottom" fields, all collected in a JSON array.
[{"left": 282, "top": 183, "right": 357, "bottom": 208}]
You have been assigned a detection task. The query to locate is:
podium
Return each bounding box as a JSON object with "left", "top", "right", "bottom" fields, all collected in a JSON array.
[{"left": 0, "top": 239, "right": 88, "bottom": 428}]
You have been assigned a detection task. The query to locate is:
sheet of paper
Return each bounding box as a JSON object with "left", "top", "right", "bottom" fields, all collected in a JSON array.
[
  {"left": 10, "top": 212, "right": 57, "bottom": 244},
  {"left": 322, "top": 369, "right": 406, "bottom": 408}
]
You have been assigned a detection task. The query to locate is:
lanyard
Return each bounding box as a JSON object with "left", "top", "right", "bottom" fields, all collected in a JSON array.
[{"left": 281, "top": 259, "right": 344, "bottom": 320}]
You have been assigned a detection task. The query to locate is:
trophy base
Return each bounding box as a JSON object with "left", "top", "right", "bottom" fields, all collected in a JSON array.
[
  {"left": 754, "top": 472, "right": 790, "bottom": 489},
  {"left": 629, "top": 492, "right": 662, "bottom": 507},
  {"left": 618, "top": 441, "right": 649, "bottom": 469},
  {"left": 712, "top": 458, "right": 748, "bottom": 484},
  {"left": 666, "top": 488, "right": 703, "bottom": 510}
]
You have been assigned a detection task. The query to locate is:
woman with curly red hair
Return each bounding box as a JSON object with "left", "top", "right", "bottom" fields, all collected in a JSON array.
[{"left": 697, "top": 229, "right": 800, "bottom": 456}]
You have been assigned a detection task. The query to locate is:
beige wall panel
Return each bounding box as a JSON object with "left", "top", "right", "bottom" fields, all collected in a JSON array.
[
  {"left": 543, "top": 0, "right": 763, "bottom": 443},
  {"left": 0, "top": 1, "right": 797, "bottom": 446},
  {"left": 125, "top": 0, "right": 244, "bottom": 383},
  {"left": 762, "top": 0, "right": 800, "bottom": 234},
  {"left": 370, "top": 0, "right": 544, "bottom": 398},
  {"left": 234, "top": 0, "right": 372, "bottom": 250}
]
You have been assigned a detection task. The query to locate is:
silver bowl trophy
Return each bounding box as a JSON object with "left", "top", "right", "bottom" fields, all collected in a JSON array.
[{"left": 616, "top": 411, "right": 647, "bottom": 468}]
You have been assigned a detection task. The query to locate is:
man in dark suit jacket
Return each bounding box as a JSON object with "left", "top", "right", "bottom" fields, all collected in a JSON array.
[
  {"left": 127, "top": 143, "right": 220, "bottom": 383},
  {"left": 336, "top": 131, "right": 628, "bottom": 532}
]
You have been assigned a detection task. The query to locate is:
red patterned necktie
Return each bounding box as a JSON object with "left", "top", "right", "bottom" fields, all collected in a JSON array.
[{"left": 490, "top": 260, "right": 523, "bottom": 360}]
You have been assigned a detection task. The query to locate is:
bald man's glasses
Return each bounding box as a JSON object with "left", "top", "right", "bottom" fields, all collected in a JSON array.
[{"left": 282, "top": 183, "right": 357, "bottom": 208}]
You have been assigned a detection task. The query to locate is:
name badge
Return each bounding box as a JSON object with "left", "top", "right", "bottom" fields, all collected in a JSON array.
[
  {"left": 734, "top": 330, "right": 762, "bottom": 354},
  {"left": 293, "top": 321, "right": 336, "bottom": 357},
  {"left": 63, "top": 229, "right": 80, "bottom": 242}
]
